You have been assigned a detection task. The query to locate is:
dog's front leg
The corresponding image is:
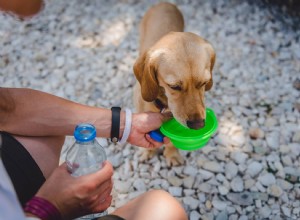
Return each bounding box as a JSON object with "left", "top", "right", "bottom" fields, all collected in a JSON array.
[
  {"left": 163, "top": 143, "right": 184, "bottom": 166},
  {"left": 139, "top": 148, "right": 158, "bottom": 162}
]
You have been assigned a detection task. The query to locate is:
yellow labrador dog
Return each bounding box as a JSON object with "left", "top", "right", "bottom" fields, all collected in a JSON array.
[{"left": 133, "top": 2, "right": 216, "bottom": 166}]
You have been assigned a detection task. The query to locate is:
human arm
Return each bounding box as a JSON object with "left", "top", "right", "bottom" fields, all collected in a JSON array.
[{"left": 0, "top": 87, "right": 170, "bottom": 148}]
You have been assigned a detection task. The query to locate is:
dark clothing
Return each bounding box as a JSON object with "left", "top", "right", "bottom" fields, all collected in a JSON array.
[
  {"left": 0, "top": 132, "right": 125, "bottom": 220},
  {"left": 0, "top": 131, "right": 45, "bottom": 207},
  {"left": 97, "top": 215, "right": 125, "bottom": 220}
]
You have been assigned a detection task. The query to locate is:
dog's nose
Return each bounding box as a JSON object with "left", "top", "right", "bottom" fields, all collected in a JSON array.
[{"left": 186, "top": 119, "right": 205, "bottom": 129}]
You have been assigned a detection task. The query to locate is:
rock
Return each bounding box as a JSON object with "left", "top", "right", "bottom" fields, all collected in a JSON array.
[
  {"left": 239, "top": 216, "right": 248, "bottom": 220},
  {"left": 277, "top": 179, "right": 294, "bottom": 191},
  {"left": 258, "top": 173, "right": 276, "bottom": 186},
  {"left": 212, "top": 199, "right": 227, "bottom": 210},
  {"left": 293, "top": 78, "right": 300, "bottom": 90},
  {"left": 205, "top": 200, "right": 212, "bottom": 209},
  {"left": 115, "top": 179, "right": 132, "bottom": 193},
  {"left": 183, "top": 176, "right": 195, "bottom": 188},
  {"left": 190, "top": 211, "right": 201, "bottom": 220},
  {"left": 225, "top": 161, "right": 238, "bottom": 180},
  {"left": 198, "top": 182, "right": 212, "bottom": 193},
  {"left": 183, "top": 197, "right": 200, "bottom": 210},
  {"left": 226, "top": 192, "right": 254, "bottom": 206},
  {"left": 133, "top": 178, "right": 147, "bottom": 191},
  {"left": 168, "top": 176, "right": 183, "bottom": 187},
  {"left": 55, "top": 56, "right": 65, "bottom": 68},
  {"left": 218, "top": 185, "right": 229, "bottom": 195},
  {"left": 230, "top": 151, "right": 248, "bottom": 164},
  {"left": 252, "top": 192, "right": 269, "bottom": 201},
  {"left": 183, "top": 165, "right": 198, "bottom": 176},
  {"left": 168, "top": 186, "right": 183, "bottom": 197},
  {"left": 289, "top": 143, "right": 300, "bottom": 156},
  {"left": 216, "top": 210, "right": 229, "bottom": 220},
  {"left": 244, "top": 178, "right": 255, "bottom": 189},
  {"left": 266, "top": 132, "right": 280, "bottom": 150},
  {"left": 249, "top": 127, "right": 265, "bottom": 139},
  {"left": 203, "top": 161, "right": 224, "bottom": 173},
  {"left": 184, "top": 189, "right": 196, "bottom": 196},
  {"left": 108, "top": 152, "right": 123, "bottom": 168},
  {"left": 281, "top": 206, "right": 291, "bottom": 218},
  {"left": 246, "top": 161, "right": 263, "bottom": 177},
  {"left": 292, "top": 131, "right": 300, "bottom": 143},
  {"left": 267, "top": 185, "right": 283, "bottom": 198},
  {"left": 259, "top": 205, "right": 272, "bottom": 219},
  {"left": 199, "top": 169, "right": 214, "bottom": 180},
  {"left": 231, "top": 176, "right": 244, "bottom": 192}
]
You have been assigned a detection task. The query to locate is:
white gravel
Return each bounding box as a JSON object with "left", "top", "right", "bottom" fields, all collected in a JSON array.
[{"left": 1, "top": 0, "right": 300, "bottom": 219}]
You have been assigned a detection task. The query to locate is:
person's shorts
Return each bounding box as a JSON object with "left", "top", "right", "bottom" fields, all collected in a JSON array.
[
  {"left": 0, "top": 131, "right": 46, "bottom": 207},
  {"left": 0, "top": 132, "right": 125, "bottom": 220},
  {"left": 97, "top": 216, "right": 125, "bottom": 220}
]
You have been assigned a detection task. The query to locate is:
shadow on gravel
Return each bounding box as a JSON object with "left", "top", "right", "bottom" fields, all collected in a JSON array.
[{"left": 246, "top": 0, "right": 300, "bottom": 32}]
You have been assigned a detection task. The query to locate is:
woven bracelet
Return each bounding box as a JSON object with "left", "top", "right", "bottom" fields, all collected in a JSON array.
[{"left": 24, "top": 196, "right": 62, "bottom": 220}]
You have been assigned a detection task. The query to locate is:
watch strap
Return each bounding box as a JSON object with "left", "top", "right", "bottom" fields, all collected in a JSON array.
[{"left": 111, "top": 107, "right": 121, "bottom": 143}]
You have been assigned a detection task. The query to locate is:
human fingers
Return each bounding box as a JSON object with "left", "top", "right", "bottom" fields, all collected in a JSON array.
[
  {"left": 80, "top": 161, "right": 114, "bottom": 188},
  {"left": 163, "top": 136, "right": 170, "bottom": 144},
  {"left": 145, "top": 134, "right": 164, "bottom": 148},
  {"left": 83, "top": 181, "right": 113, "bottom": 208},
  {"left": 93, "top": 195, "right": 113, "bottom": 213},
  {"left": 92, "top": 178, "right": 114, "bottom": 199}
]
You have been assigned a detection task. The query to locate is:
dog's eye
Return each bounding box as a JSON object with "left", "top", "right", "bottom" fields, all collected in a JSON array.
[{"left": 169, "top": 85, "right": 182, "bottom": 91}]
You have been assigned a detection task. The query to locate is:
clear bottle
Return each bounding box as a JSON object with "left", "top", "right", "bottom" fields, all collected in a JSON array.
[{"left": 66, "top": 123, "right": 107, "bottom": 219}]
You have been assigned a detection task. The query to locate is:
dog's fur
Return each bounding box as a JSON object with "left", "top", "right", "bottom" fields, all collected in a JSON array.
[{"left": 133, "top": 2, "right": 216, "bottom": 166}]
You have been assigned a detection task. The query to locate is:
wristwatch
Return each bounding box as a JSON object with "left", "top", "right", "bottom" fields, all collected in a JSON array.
[{"left": 110, "top": 107, "right": 121, "bottom": 144}]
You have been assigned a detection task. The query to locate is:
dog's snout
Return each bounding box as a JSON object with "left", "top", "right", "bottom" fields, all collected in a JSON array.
[{"left": 186, "top": 119, "right": 205, "bottom": 129}]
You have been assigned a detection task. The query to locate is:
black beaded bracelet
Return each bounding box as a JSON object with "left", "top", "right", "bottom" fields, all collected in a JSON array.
[{"left": 110, "top": 107, "right": 121, "bottom": 143}]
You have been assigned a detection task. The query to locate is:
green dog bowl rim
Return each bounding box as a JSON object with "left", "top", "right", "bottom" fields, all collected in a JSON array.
[{"left": 160, "top": 108, "right": 218, "bottom": 150}]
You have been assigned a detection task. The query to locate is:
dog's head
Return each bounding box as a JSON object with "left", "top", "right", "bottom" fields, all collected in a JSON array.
[{"left": 134, "top": 32, "right": 215, "bottom": 129}]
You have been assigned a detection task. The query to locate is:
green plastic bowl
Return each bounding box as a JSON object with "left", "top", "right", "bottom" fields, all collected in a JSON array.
[{"left": 160, "top": 108, "right": 218, "bottom": 150}]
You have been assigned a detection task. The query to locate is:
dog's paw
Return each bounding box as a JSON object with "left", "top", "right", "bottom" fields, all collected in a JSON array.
[
  {"left": 139, "top": 149, "right": 157, "bottom": 162},
  {"left": 163, "top": 147, "right": 185, "bottom": 166}
]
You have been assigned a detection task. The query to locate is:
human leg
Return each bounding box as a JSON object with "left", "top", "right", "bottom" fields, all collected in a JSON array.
[
  {"left": 111, "top": 189, "right": 188, "bottom": 220},
  {"left": 13, "top": 134, "right": 65, "bottom": 178},
  {"left": 0, "top": 132, "right": 64, "bottom": 206}
]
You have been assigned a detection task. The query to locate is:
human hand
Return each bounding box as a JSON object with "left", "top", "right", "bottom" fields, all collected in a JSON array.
[
  {"left": 127, "top": 111, "right": 172, "bottom": 148},
  {"left": 35, "top": 162, "right": 113, "bottom": 220}
]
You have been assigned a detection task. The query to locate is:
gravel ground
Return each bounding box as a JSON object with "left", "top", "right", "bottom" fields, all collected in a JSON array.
[{"left": 1, "top": 0, "right": 300, "bottom": 219}]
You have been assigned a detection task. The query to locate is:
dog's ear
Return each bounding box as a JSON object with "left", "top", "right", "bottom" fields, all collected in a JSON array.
[
  {"left": 133, "top": 51, "right": 159, "bottom": 102},
  {"left": 204, "top": 43, "right": 216, "bottom": 91}
]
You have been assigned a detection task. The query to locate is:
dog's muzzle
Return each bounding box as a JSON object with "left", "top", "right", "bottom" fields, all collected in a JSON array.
[{"left": 187, "top": 119, "right": 205, "bottom": 129}]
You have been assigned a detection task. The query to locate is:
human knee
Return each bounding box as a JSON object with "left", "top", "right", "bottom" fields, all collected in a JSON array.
[
  {"left": 144, "top": 189, "right": 178, "bottom": 201},
  {"left": 143, "top": 190, "right": 188, "bottom": 218}
]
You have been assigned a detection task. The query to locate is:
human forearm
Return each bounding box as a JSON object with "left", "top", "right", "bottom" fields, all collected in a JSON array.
[
  {"left": 0, "top": 88, "right": 123, "bottom": 138},
  {"left": 0, "top": 87, "right": 171, "bottom": 148}
]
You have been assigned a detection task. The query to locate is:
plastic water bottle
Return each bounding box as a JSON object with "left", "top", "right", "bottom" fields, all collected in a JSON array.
[{"left": 66, "top": 123, "right": 107, "bottom": 219}]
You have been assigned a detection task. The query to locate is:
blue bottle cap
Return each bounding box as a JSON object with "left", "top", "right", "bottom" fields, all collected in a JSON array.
[{"left": 74, "top": 123, "right": 96, "bottom": 142}]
